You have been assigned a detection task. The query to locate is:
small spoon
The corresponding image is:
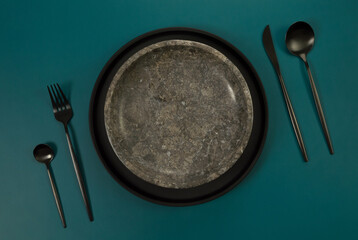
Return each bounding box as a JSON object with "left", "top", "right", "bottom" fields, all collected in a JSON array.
[
  {"left": 33, "top": 144, "right": 66, "bottom": 228},
  {"left": 286, "top": 21, "right": 334, "bottom": 154}
]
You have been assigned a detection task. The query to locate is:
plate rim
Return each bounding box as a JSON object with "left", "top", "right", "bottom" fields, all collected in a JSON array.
[{"left": 89, "top": 27, "right": 268, "bottom": 206}]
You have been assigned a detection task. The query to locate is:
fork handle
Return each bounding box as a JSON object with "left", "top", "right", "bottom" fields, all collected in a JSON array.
[{"left": 64, "top": 124, "right": 94, "bottom": 221}]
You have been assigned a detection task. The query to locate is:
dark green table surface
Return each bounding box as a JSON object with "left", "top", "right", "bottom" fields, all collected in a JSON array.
[{"left": 0, "top": 0, "right": 357, "bottom": 239}]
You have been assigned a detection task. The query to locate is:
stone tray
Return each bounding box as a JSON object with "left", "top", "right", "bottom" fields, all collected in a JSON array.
[{"left": 90, "top": 28, "right": 268, "bottom": 205}]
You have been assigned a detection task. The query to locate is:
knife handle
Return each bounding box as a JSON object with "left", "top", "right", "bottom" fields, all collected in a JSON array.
[{"left": 277, "top": 74, "right": 309, "bottom": 162}]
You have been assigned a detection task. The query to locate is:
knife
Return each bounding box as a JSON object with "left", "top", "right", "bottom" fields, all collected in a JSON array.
[{"left": 262, "top": 25, "right": 309, "bottom": 162}]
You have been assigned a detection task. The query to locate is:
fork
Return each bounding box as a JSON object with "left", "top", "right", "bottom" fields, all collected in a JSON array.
[{"left": 47, "top": 83, "right": 93, "bottom": 221}]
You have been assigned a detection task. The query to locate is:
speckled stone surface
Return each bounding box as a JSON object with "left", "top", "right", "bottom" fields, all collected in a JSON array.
[{"left": 104, "top": 40, "right": 253, "bottom": 188}]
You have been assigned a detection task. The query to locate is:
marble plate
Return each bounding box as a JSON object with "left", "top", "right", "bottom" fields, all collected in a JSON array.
[
  {"left": 90, "top": 28, "right": 267, "bottom": 205},
  {"left": 104, "top": 40, "right": 253, "bottom": 189}
]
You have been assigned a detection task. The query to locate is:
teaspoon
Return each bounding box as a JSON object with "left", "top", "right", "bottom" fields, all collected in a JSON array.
[{"left": 33, "top": 144, "right": 66, "bottom": 228}]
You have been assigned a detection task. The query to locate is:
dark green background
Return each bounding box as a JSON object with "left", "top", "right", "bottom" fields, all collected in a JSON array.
[{"left": 0, "top": 0, "right": 357, "bottom": 239}]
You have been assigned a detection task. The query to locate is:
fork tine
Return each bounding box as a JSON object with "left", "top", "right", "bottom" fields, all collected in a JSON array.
[
  {"left": 47, "top": 86, "right": 58, "bottom": 111},
  {"left": 50, "top": 85, "right": 62, "bottom": 109},
  {"left": 53, "top": 84, "right": 65, "bottom": 107},
  {"left": 56, "top": 83, "right": 69, "bottom": 105}
]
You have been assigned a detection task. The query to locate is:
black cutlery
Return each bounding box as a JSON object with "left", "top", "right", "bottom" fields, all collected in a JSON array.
[
  {"left": 263, "top": 25, "right": 309, "bottom": 162},
  {"left": 33, "top": 144, "right": 66, "bottom": 228},
  {"left": 285, "top": 21, "right": 334, "bottom": 154},
  {"left": 47, "top": 83, "right": 93, "bottom": 221}
]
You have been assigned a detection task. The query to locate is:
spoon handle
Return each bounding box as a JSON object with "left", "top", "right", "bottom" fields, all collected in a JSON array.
[
  {"left": 46, "top": 164, "right": 66, "bottom": 228},
  {"left": 304, "top": 60, "right": 334, "bottom": 154}
]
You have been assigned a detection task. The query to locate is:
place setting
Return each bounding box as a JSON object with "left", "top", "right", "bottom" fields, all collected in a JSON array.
[{"left": 34, "top": 22, "right": 333, "bottom": 227}]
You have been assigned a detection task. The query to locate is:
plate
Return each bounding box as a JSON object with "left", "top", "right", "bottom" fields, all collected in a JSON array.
[{"left": 90, "top": 28, "right": 267, "bottom": 205}]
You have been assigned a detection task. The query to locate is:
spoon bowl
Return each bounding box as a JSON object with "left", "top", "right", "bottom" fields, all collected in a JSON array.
[
  {"left": 33, "top": 144, "right": 54, "bottom": 165},
  {"left": 285, "top": 21, "right": 315, "bottom": 58}
]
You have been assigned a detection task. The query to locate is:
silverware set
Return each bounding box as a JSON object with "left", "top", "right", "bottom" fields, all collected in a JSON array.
[
  {"left": 33, "top": 83, "right": 93, "bottom": 228},
  {"left": 263, "top": 21, "right": 334, "bottom": 162},
  {"left": 32, "top": 22, "right": 333, "bottom": 226}
]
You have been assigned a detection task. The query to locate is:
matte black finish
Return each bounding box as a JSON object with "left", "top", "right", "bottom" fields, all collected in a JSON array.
[
  {"left": 33, "top": 144, "right": 66, "bottom": 228},
  {"left": 286, "top": 21, "right": 334, "bottom": 154},
  {"left": 47, "top": 84, "right": 93, "bottom": 221},
  {"left": 89, "top": 27, "right": 268, "bottom": 206},
  {"left": 263, "top": 25, "right": 309, "bottom": 162}
]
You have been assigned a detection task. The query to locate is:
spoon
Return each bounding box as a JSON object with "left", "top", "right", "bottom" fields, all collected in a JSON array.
[
  {"left": 285, "top": 21, "right": 334, "bottom": 154},
  {"left": 33, "top": 144, "right": 66, "bottom": 228}
]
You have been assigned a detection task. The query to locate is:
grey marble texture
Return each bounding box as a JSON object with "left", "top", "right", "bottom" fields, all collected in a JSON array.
[{"left": 104, "top": 40, "right": 253, "bottom": 189}]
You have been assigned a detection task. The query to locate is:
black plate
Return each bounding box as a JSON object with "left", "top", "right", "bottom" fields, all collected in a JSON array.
[{"left": 89, "top": 27, "right": 268, "bottom": 206}]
